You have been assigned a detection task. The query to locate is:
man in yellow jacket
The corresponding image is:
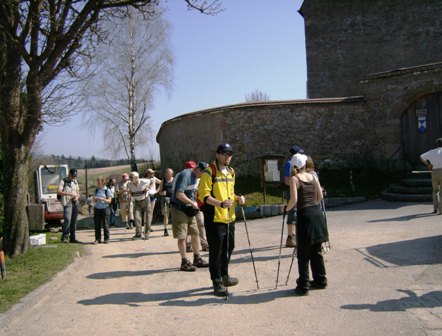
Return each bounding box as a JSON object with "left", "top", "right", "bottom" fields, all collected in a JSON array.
[{"left": 197, "top": 143, "right": 246, "bottom": 297}]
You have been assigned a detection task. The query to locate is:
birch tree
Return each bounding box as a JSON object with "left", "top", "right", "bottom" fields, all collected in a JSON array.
[{"left": 83, "top": 9, "right": 173, "bottom": 171}]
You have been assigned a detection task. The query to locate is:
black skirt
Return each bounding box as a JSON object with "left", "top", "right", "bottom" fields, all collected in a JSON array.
[{"left": 297, "top": 205, "right": 329, "bottom": 245}]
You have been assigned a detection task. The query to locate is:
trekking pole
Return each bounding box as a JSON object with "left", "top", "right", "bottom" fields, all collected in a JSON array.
[
  {"left": 285, "top": 246, "right": 297, "bottom": 285},
  {"left": 275, "top": 211, "right": 286, "bottom": 289},
  {"left": 240, "top": 205, "right": 259, "bottom": 289},
  {"left": 225, "top": 200, "right": 231, "bottom": 301}
]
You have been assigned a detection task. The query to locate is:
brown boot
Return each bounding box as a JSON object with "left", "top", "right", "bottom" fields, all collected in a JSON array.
[{"left": 285, "top": 234, "right": 296, "bottom": 248}]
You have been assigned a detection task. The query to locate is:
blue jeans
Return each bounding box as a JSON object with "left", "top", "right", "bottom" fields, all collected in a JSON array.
[
  {"left": 62, "top": 202, "right": 78, "bottom": 241},
  {"left": 109, "top": 207, "right": 116, "bottom": 226}
]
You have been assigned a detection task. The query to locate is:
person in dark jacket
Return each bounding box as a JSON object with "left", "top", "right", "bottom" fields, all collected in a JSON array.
[{"left": 286, "top": 154, "right": 328, "bottom": 296}]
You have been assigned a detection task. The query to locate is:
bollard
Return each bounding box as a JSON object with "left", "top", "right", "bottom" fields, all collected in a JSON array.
[{"left": 0, "top": 238, "right": 6, "bottom": 281}]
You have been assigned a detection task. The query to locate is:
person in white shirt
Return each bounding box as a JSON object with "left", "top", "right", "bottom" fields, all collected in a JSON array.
[
  {"left": 127, "top": 171, "right": 151, "bottom": 239},
  {"left": 146, "top": 168, "right": 161, "bottom": 235},
  {"left": 57, "top": 168, "right": 81, "bottom": 243},
  {"left": 420, "top": 137, "right": 442, "bottom": 214}
]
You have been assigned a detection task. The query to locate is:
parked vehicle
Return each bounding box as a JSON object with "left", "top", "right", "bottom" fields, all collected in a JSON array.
[{"left": 34, "top": 164, "right": 68, "bottom": 223}]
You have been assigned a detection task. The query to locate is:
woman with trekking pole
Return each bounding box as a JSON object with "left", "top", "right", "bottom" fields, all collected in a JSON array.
[{"left": 285, "top": 153, "right": 328, "bottom": 296}]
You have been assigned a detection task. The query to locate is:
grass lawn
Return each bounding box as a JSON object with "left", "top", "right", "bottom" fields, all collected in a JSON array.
[{"left": 0, "top": 232, "right": 83, "bottom": 314}]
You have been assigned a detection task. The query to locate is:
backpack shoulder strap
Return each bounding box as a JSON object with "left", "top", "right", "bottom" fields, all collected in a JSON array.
[
  {"left": 227, "top": 166, "right": 235, "bottom": 178},
  {"left": 209, "top": 163, "right": 217, "bottom": 182}
]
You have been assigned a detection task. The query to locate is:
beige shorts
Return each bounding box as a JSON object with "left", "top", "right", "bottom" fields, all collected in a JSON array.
[{"left": 170, "top": 207, "right": 199, "bottom": 239}]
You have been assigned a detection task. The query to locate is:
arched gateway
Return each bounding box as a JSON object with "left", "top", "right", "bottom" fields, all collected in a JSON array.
[{"left": 401, "top": 92, "right": 442, "bottom": 166}]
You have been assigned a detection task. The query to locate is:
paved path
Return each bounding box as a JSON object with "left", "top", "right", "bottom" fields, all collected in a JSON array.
[{"left": 1, "top": 200, "right": 442, "bottom": 336}]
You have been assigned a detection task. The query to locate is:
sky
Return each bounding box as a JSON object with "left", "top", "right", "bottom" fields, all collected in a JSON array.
[{"left": 38, "top": 0, "right": 307, "bottom": 160}]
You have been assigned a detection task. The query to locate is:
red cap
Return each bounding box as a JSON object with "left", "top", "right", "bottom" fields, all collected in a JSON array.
[{"left": 185, "top": 160, "right": 197, "bottom": 168}]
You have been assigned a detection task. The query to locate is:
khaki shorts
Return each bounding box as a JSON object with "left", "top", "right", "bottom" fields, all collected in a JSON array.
[
  {"left": 161, "top": 197, "right": 170, "bottom": 216},
  {"left": 170, "top": 207, "right": 199, "bottom": 239}
]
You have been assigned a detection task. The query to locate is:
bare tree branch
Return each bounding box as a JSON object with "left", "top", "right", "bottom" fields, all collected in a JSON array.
[
  {"left": 184, "top": 0, "right": 224, "bottom": 14},
  {"left": 82, "top": 8, "right": 173, "bottom": 164},
  {"left": 245, "top": 89, "right": 270, "bottom": 102}
]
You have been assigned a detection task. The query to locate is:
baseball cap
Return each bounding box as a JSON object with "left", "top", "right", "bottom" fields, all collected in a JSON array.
[
  {"left": 216, "top": 143, "right": 233, "bottom": 153},
  {"left": 291, "top": 154, "right": 308, "bottom": 169},
  {"left": 289, "top": 145, "right": 304, "bottom": 155},
  {"left": 196, "top": 162, "right": 208, "bottom": 170},
  {"left": 185, "top": 160, "right": 197, "bottom": 168},
  {"left": 69, "top": 168, "right": 78, "bottom": 177},
  {"left": 122, "top": 173, "right": 129, "bottom": 180},
  {"left": 146, "top": 168, "right": 155, "bottom": 174}
]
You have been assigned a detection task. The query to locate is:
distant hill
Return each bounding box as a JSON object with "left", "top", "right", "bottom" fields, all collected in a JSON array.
[{"left": 76, "top": 162, "right": 160, "bottom": 196}]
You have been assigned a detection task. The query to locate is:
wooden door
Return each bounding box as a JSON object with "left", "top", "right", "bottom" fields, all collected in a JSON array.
[{"left": 401, "top": 92, "right": 442, "bottom": 166}]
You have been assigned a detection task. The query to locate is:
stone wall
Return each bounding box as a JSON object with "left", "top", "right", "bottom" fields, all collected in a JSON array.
[
  {"left": 156, "top": 98, "right": 370, "bottom": 177},
  {"left": 300, "top": 0, "right": 442, "bottom": 99}
]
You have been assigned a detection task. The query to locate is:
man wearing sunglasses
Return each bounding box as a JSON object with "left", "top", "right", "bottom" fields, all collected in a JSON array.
[{"left": 197, "top": 143, "right": 246, "bottom": 297}]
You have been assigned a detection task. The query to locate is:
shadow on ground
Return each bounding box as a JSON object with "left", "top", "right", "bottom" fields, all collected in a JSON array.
[
  {"left": 86, "top": 267, "right": 177, "bottom": 279},
  {"left": 367, "top": 212, "right": 437, "bottom": 222},
  {"left": 77, "top": 287, "right": 295, "bottom": 307},
  {"left": 341, "top": 289, "right": 442, "bottom": 312},
  {"left": 360, "top": 235, "right": 442, "bottom": 267}
]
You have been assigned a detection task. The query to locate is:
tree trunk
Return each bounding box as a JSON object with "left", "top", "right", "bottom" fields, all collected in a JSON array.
[
  {"left": 0, "top": 38, "right": 40, "bottom": 256},
  {"left": 2, "top": 146, "right": 31, "bottom": 256}
]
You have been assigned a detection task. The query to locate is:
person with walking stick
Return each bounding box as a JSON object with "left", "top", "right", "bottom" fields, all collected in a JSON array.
[
  {"left": 197, "top": 143, "right": 245, "bottom": 297},
  {"left": 285, "top": 154, "right": 328, "bottom": 296}
]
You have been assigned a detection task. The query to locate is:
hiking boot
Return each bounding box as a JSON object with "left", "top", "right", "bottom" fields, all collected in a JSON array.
[
  {"left": 309, "top": 281, "right": 327, "bottom": 290},
  {"left": 294, "top": 286, "right": 309, "bottom": 296},
  {"left": 143, "top": 234, "right": 150, "bottom": 240},
  {"left": 285, "top": 234, "right": 296, "bottom": 248},
  {"left": 69, "top": 239, "right": 81, "bottom": 244},
  {"left": 193, "top": 257, "right": 209, "bottom": 268},
  {"left": 132, "top": 235, "right": 142, "bottom": 240},
  {"left": 164, "top": 229, "right": 169, "bottom": 236},
  {"left": 93, "top": 240, "right": 100, "bottom": 245},
  {"left": 180, "top": 259, "right": 196, "bottom": 272},
  {"left": 222, "top": 275, "right": 239, "bottom": 287},
  {"left": 213, "top": 278, "right": 227, "bottom": 297},
  {"left": 61, "top": 236, "right": 69, "bottom": 243},
  {"left": 201, "top": 245, "right": 209, "bottom": 252},
  {"left": 104, "top": 240, "right": 109, "bottom": 244},
  {"left": 186, "top": 244, "right": 192, "bottom": 252}
]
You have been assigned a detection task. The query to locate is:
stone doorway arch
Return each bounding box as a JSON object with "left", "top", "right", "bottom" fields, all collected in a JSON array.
[{"left": 400, "top": 91, "right": 442, "bottom": 166}]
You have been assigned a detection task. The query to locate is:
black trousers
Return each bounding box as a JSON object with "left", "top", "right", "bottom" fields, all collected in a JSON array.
[
  {"left": 203, "top": 206, "right": 235, "bottom": 281},
  {"left": 94, "top": 207, "right": 110, "bottom": 242},
  {"left": 296, "top": 241, "right": 326, "bottom": 289},
  {"left": 296, "top": 206, "right": 327, "bottom": 289}
]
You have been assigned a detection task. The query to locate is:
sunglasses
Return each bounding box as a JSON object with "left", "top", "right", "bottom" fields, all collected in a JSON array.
[{"left": 220, "top": 151, "right": 233, "bottom": 157}]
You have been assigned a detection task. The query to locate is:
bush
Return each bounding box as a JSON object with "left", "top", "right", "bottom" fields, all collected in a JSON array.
[{"left": 235, "top": 167, "right": 403, "bottom": 206}]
